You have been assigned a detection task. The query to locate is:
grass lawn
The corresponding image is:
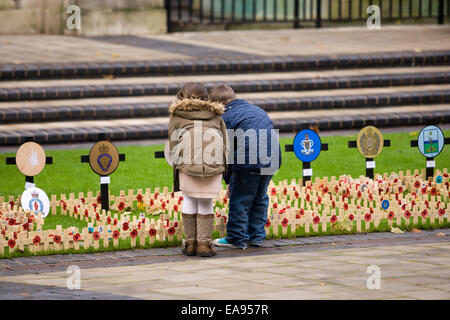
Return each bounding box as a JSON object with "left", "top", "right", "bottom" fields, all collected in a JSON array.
[{"left": 1, "top": 129, "right": 449, "bottom": 198}]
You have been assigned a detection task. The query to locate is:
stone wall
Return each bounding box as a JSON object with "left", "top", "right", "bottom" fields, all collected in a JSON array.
[{"left": 0, "top": 0, "right": 166, "bottom": 35}]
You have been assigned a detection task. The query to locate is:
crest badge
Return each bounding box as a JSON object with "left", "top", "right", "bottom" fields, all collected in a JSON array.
[
  {"left": 21, "top": 187, "right": 50, "bottom": 218},
  {"left": 417, "top": 125, "right": 444, "bottom": 158},
  {"left": 88, "top": 140, "right": 120, "bottom": 176},
  {"left": 357, "top": 126, "right": 384, "bottom": 158},
  {"left": 293, "top": 129, "right": 322, "bottom": 162}
]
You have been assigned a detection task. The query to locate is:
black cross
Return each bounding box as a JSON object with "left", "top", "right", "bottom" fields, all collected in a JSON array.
[
  {"left": 5, "top": 137, "right": 53, "bottom": 187},
  {"left": 285, "top": 142, "right": 328, "bottom": 186},
  {"left": 348, "top": 139, "right": 391, "bottom": 180},
  {"left": 81, "top": 133, "right": 125, "bottom": 212},
  {"left": 411, "top": 137, "right": 450, "bottom": 181}
]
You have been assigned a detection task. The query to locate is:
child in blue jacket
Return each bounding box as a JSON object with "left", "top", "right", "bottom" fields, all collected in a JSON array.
[{"left": 210, "top": 84, "right": 282, "bottom": 249}]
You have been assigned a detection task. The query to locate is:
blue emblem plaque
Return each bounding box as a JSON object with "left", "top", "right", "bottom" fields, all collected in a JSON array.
[{"left": 293, "top": 129, "right": 322, "bottom": 162}]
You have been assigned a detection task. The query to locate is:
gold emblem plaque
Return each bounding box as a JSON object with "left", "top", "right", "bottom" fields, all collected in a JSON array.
[
  {"left": 15, "top": 142, "right": 46, "bottom": 176},
  {"left": 88, "top": 140, "right": 120, "bottom": 176},
  {"left": 356, "top": 126, "right": 383, "bottom": 158}
]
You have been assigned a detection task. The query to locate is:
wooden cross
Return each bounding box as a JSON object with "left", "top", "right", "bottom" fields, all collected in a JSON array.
[
  {"left": 348, "top": 139, "right": 390, "bottom": 180},
  {"left": 81, "top": 133, "right": 125, "bottom": 212},
  {"left": 285, "top": 143, "right": 328, "bottom": 186},
  {"left": 5, "top": 137, "right": 53, "bottom": 188},
  {"left": 411, "top": 136, "right": 450, "bottom": 181}
]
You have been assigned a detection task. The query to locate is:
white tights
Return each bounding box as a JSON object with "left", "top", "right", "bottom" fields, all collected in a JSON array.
[{"left": 182, "top": 195, "right": 213, "bottom": 215}]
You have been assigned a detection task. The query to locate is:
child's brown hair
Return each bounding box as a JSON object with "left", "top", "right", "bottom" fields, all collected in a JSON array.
[
  {"left": 176, "top": 83, "right": 209, "bottom": 101},
  {"left": 209, "top": 84, "right": 237, "bottom": 105}
]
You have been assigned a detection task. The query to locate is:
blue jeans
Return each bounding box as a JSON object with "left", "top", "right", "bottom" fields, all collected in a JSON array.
[{"left": 226, "top": 171, "right": 272, "bottom": 248}]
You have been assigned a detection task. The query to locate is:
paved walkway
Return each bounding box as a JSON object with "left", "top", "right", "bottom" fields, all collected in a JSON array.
[
  {"left": 0, "top": 229, "right": 449, "bottom": 300},
  {"left": 0, "top": 25, "right": 448, "bottom": 64}
]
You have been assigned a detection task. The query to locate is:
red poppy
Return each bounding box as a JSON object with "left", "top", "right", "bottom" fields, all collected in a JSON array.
[
  {"left": 296, "top": 214, "right": 301, "bottom": 219},
  {"left": 22, "top": 223, "right": 29, "bottom": 231},
  {"left": 168, "top": 227, "right": 176, "bottom": 235},
  {"left": 93, "top": 232, "right": 100, "bottom": 241},
  {"left": 137, "top": 222, "right": 141, "bottom": 230},
  {"left": 424, "top": 200, "right": 429, "bottom": 208},
  {"left": 317, "top": 197, "right": 322, "bottom": 205},
  {"left": 278, "top": 208, "right": 286, "bottom": 215},
  {"left": 8, "top": 239, "right": 15, "bottom": 248},
  {"left": 283, "top": 188, "right": 287, "bottom": 196},
  {"left": 404, "top": 211, "right": 411, "bottom": 218},
  {"left": 173, "top": 205, "right": 179, "bottom": 212},
  {"left": 174, "top": 221, "right": 178, "bottom": 228},
  {"left": 222, "top": 216, "right": 227, "bottom": 224},
  {"left": 9, "top": 200, "right": 15, "bottom": 207},
  {"left": 438, "top": 208, "right": 445, "bottom": 216},
  {"left": 81, "top": 198, "right": 85, "bottom": 204},
  {"left": 122, "top": 222, "right": 129, "bottom": 231},
  {"left": 334, "top": 185, "right": 339, "bottom": 193},
  {"left": 118, "top": 202, "right": 125, "bottom": 211},
  {"left": 388, "top": 211, "right": 394, "bottom": 220},
  {"left": 368, "top": 194, "right": 373, "bottom": 201},
  {"left": 421, "top": 210, "right": 428, "bottom": 218},
  {"left": 430, "top": 187, "right": 437, "bottom": 196},
  {"left": 95, "top": 213, "right": 100, "bottom": 221},
  {"left": 414, "top": 181, "right": 420, "bottom": 189},
  {"left": 272, "top": 203, "right": 278, "bottom": 209},
  {"left": 330, "top": 215, "right": 337, "bottom": 224},
  {"left": 394, "top": 178, "right": 398, "bottom": 183},
  {"left": 421, "top": 187, "right": 427, "bottom": 194},
  {"left": 348, "top": 214, "right": 355, "bottom": 221},
  {"left": 73, "top": 233, "right": 81, "bottom": 242},
  {"left": 161, "top": 202, "right": 166, "bottom": 210},
  {"left": 149, "top": 228, "right": 157, "bottom": 237},
  {"left": 113, "top": 230, "right": 120, "bottom": 239},
  {"left": 294, "top": 191, "right": 299, "bottom": 199},
  {"left": 398, "top": 186, "right": 403, "bottom": 193},
  {"left": 357, "top": 191, "right": 362, "bottom": 198},
  {"left": 281, "top": 218, "right": 288, "bottom": 227},
  {"left": 411, "top": 200, "right": 416, "bottom": 206},
  {"left": 154, "top": 193, "right": 159, "bottom": 199},
  {"left": 332, "top": 201, "right": 336, "bottom": 208},
  {"left": 137, "top": 194, "right": 143, "bottom": 202},
  {"left": 305, "top": 194, "right": 311, "bottom": 202},
  {"left": 369, "top": 208, "right": 374, "bottom": 214},
  {"left": 113, "top": 218, "right": 118, "bottom": 226},
  {"left": 107, "top": 217, "right": 112, "bottom": 224},
  {"left": 299, "top": 208, "right": 305, "bottom": 215},
  {"left": 130, "top": 229, "right": 138, "bottom": 238},
  {"left": 53, "top": 235, "right": 61, "bottom": 244},
  {"left": 364, "top": 213, "right": 371, "bottom": 222},
  {"left": 96, "top": 195, "right": 101, "bottom": 204},
  {"left": 33, "top": 235, "right": 41, "bottom": 245},
  {"left": 150, "top": 199, "right": 155, "bottom": 206},
  {"left": 343, "top": 203, "right": 349, "bottom": 211},
  {"left": 264, "top": 219, "right": 271, "bottom": 227},
  {"left": 73, "top": 206, "right": 78, "bottom": 214},
  {"left": 28, "top": 217, "right": 33, "bottom": 223},
  {"left": 8, "top": 219, "right": 16, "bottom": 226},
  {"left": 323, "top": 187, "right": 329, "bottom": 194},
  {"left": 271, "top": 188, "right": 277, "bottom": 196},
  {"left": 313, "top": 216, "right": 320, "bottom": 224}
]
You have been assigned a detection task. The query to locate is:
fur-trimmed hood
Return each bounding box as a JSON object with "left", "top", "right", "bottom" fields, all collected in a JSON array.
[{"left": 169, "top": 98, "right": 225, "bottom": 115}]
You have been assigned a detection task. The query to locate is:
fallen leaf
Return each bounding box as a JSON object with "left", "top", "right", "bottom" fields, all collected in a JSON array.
[
  {"left": 390, "top": 227, "right": 404, "bottom": 234},
  {"left": 412, "top": 228, "right": 422, "bottom": 234},
  {"left": 436, "top": 233, "right": 445, "bottom": 237}
]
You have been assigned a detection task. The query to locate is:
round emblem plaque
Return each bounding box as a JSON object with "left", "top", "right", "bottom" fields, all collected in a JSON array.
[
  {"left": 417, "top": 125, "right": 445, "bottom": 158},
  {"left": 21, "top": 187, "right": 50, "bottom": 218},
  {"left": 88, "top": 140, "right": 120, "bottom": 176},
  {"left": 293, "top": 129, "right": 322, "bottom": 162},
  {"left": 357, "top": 126, "right": 384, "bottom": 158},
  {"left": 15, "top": 142, "right": 46, "bottom": 177}
]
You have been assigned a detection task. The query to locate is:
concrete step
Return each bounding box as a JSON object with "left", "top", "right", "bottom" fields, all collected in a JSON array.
[
  {"left": 0, "top": 50, "right": 448, "bottom": 80},
  {"left": 1, "top": 88, "right": 449, "bottom": 124},
  {"left": 0, "top": 105, "right": 448, "bottom": 146},
  {"left": 1, "top": 71, "right": 449, "bottom": 102}
]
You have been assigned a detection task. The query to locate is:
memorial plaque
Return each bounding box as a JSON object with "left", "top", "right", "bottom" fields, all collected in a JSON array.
[
  {"left": 15, "top": 142, "right": 46, "bottom": 176},
  {"left": 88, "top": 140, "right": 120, "bottom": 176},
  {"left": 357, "top": 126, "right": 383, "bottom": 158},
  {"left": 20, "top": 187, "right": 50, "bottom": 218},
  {"left": 417, "top": 125, "right": 444, "bottom": 158}
]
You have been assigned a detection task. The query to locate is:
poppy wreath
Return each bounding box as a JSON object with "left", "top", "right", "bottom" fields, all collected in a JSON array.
[
  {"left": 348, "top": 213, "right": 355, "bottom": 221},
  {"left": 313, "top": 216, "right": 320, "bottom": 224},
  {"left": 168, "top": 227, "right": 176, "bottom": 235},
  {"left": 33, "top": 235, "right": 41, "bottom": 245},
  {"left": 93, "top": 232, "right": 100, "bottom": 241},
  {"left": 53, "top": 235, "right": 62, "bottom": 244},
  {"left": 404, "top": 211, "right": 411, "bottom": 218},
  {"left": 122, "top": 222, "right": 129, "bottom": 231},
  {"left": 364, "top": 213, "right": 371, "bottom": 222},
  {"left": 8, "top": 239, "right": 15, "bottom": 248},
  {"left": 438, "top": 208, "right": 445, "bottom": 216},
  {"left": 149, "top": 228, "right": 157, "bottom": 237},
  {"left": 281, "top": 218, "right": 289, "bottom": 227},
  {"left": 73, "top": 233, "right": 81, "bottom": 242},
  {"left": 130, "top": 229, "right": 138, "bottom": 238},
  {"left": 388, "top": 211, "right": 395, "bottom": 220},
  {"left": 421, "top": 209, "right": 428, "bottom": 218},
  {"left": 330, "top": 215, "right": 337, "bottom": 224},
  {"left": 113, "top": 230, "right": 120, "bottom": 239}
]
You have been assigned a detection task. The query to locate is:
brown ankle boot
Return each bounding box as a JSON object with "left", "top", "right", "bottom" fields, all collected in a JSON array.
[
  {"left": 181, "top": 213, "right": 197, "bottom": 256},
  {"left": 196, "top": 214, "right": 217, "bottom": 257}
]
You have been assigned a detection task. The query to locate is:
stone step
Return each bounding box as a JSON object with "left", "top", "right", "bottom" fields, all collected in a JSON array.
[
  {"left": 0, "top": 105, "right": 448, "bottom": 146},
  {"left": 1, "top": 71, "right": 449, "bottom": 102},
  {"left": 0, "top": 50, "right": 448, "bottom": 81},
  {"left": 1, "top": 88, "right": 449, "bottom": 124}
]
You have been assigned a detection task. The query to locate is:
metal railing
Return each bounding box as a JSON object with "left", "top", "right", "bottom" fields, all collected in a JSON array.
[{"left": 165, "top": 0, "right": 448, "bottom": 32}]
